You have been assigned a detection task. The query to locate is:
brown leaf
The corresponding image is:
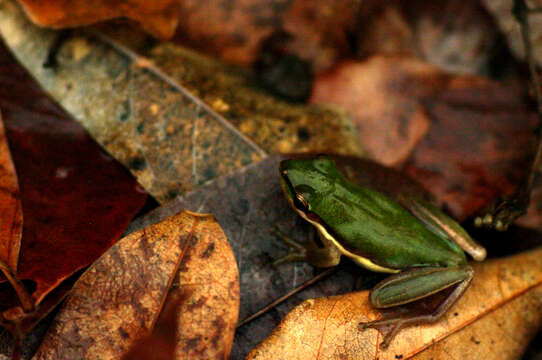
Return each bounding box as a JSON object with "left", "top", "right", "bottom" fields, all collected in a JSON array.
[
  {"left": 15, "top": 0, "right": 180, "bottom": 39},
  {"left": 310, "top": 57, "right": 445, "bottom": 166},
  {"left": 356, "top": 1, "right": 498, "bottom": 75},
  {"left": 247, "top": 247, "right": 542, "bottom": 360},
  {"left": 412, "top": 285, "right": 541, "bottom": 360},
  {"left": 403, "top": 75, "right": 538, "bottom": 221},
  {"left": 311, "top": 56, "right": 538, "bottom": 221},
  {"left": 172, "top": 0, "right": 358, "bottom": 71},
  {"left": 34, "top": 211, "right": 239, "bottom": 360},
  {"left": 0, "top": 111, "right": 21, "bottom": 271}
]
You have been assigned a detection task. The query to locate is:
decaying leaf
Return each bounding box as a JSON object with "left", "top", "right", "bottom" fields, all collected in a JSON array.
[
  {"left": 129, "top": 41, "right": 361, "bottom": 157},
  {"left": 171, "top": 211, "right": 239, "bottom": 359},
  {"left": 34, "top": 211, "right": 239, "bottom": 360},
  {"left": 311, "top": 57, "right": 444, "bottom": 166},
  {"left": 0, "top": 0, "right": 266, "bottom": 203},
  {"left": 247, "top": 246, "right": 542, "bottom": 360},
  {"left": 172, "top": 0, "right": 358, "bottom": 71},
  {"left": 15, "top": 0, "right": 180, "bottom": 39},
  {"left": 311, "top": 56, "right": 538, "bottom": 221},
  {"left": 403, "top": 75, "right": 538, "bottom": 222},
  {"left": 0, "top": 111, "right": 21, "bottom": 272}
]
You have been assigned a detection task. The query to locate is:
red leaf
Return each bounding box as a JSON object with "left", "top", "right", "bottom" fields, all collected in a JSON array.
[{"left": 0, "top": 40, "right": 148, "bottom": 306}]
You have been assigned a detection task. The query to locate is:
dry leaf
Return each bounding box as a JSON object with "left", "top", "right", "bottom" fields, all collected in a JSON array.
[
  {"left": 0, "top": 111, "right": 21, "bottom": 272},
  {"left": 0, "top": 36, "right": 147, "bottom": 356},
  {"left": 356, "top": 1, "right": 498, "bottom": 75},
  {"left": 412, "top": 285, "right": 541, "bottom": 360},
  {"left": 0, "top": 0, "right": 266, "bottom": 203},
  {"left": 403, "top": 74, "right": 537, "bottom": 221},
  {"left": 173, "top": 0, "right": 358, "bottom": 71},
  {"left": 33, "top": 211, "right": 239, "bottom": 360},
  {"left": 247, "top": 246, "right": 542, "bottom": 360},
  {"left": 310, "top": 57, "right": 446, "bottom": 166},
  {"left": 15, "top": 0, "right": 180, "bottom": 39}
]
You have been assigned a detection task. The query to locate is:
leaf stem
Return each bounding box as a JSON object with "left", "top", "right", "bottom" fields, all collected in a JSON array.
[
  {"left": 0, "top": 259, "right": 34, "bottom": 313},
  {"left": 236, "top": 267, "right": 336, "bottom": 328}
]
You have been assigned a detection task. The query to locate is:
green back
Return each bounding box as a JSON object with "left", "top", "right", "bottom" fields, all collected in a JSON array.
[{"left": 281, "top": 157, "right": 467, "bottom": 269}]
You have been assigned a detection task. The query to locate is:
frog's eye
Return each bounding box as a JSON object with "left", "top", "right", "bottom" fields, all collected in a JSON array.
[{"left": 294, "top": 193, "right": 309, "bottom": 212}]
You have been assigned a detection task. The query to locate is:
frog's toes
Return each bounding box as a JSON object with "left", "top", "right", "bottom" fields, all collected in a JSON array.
[
  {"left": 273, "top": 249, "right": 307, "bottom": 266},
  {"left": 358, "top": 318, "right": 405, "bottom": 349},
  {"left": 474, "top": 195, "right": 529, "bottom": 231}
]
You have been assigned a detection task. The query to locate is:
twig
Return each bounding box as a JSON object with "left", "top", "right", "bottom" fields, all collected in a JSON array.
[
  {"left": 475, "top": 0, "right": 542, "bottom": 230},
  {"left": 237, "top": 267, "right": 337, "bottom": 328}
]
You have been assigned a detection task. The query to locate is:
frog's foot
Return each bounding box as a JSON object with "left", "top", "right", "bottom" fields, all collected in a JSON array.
[
  {"left": 474, "top": 193, "right": 529, "bottom": 231},
  {"left": 359, "top": 316, "right": 413, "bottom": 349},
  {"left": 359, "top": 266, "right": 473, "bottom": 348},
  {"left": 272, "top": 227, "right": 341, "bottom": 267},
  {"left": 359, "top": 305, "right": 449, "bottom": 349},
  {"left": 272, "top": 228, "right": 308, "bottom": 265}
]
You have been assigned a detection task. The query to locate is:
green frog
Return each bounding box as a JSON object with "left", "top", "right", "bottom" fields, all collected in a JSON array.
[{"left": 278, "top": 156, "right": 486, "bottom": 348}]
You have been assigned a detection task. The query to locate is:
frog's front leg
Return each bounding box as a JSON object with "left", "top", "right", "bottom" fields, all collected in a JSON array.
[
  {"left": 359, "top": 265, "right": 473, "bottom": 348},
  {"left": 273, "top": 228, "right": 342, "bottom": 267}
]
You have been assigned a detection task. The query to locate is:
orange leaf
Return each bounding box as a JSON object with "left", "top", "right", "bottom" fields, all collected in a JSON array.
[
  {"left": 15, "top": 0, "right": 180, "bottom": 38},
  {"left": 0, "top": 111, "right": 21, "bottom": 272},
  {"left": 247, "top": 247, "right": 542, "bottom": 360},
  {"left": 34, "top": 211, "right": 239, "bottom": 360}
]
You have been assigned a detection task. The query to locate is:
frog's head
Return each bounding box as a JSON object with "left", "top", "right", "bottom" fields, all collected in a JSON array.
[{"left": 279, "top": 156, "right": 337, "bottom": 214}]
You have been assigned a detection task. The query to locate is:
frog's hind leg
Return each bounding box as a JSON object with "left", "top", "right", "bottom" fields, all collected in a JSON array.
[
  {"left": 273, "top": 227, "right": 342, "bottom": 267},
  {"left": 359, "top": 265, "right": 473, "bottom": 348},
  {"left": 399, "top": 196, "right": 486, "bottom": 261}
]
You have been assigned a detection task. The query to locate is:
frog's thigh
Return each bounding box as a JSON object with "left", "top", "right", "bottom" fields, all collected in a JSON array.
[
  {"left": 399, "top": 196, "right": 486, "bottom": 261},
  {"left": 369, "top": 266, "right": 473, "bottom": 308}
]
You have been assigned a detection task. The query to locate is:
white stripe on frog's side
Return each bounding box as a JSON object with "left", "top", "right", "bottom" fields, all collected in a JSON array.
[{"left": 295, "top": 208, "right": 399, "bottom": 274}]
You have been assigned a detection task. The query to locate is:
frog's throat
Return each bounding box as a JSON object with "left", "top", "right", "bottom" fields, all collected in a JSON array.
[{"left": 295, "top": 209, "right": 399, "bottom": 274}]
